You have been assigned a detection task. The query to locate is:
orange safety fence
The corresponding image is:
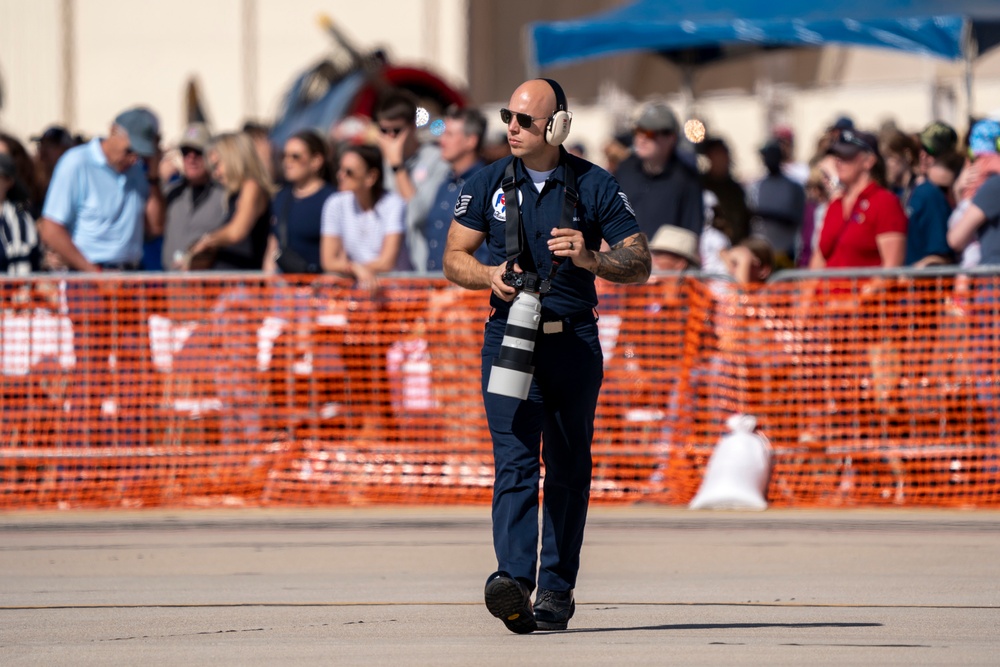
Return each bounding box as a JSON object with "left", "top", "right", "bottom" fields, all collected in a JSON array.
[{"left": 1, "top": 269, "right": 998, "bottom": 510}]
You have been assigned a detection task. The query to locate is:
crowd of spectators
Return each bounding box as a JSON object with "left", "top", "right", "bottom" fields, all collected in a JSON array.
[{"left": 3, "top": 92, "right": 1000, "bottom": 296}]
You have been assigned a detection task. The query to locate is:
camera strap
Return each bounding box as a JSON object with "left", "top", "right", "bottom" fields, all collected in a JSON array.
[{"left": 501, "top": 155, "right": 578, "bottom": 293}]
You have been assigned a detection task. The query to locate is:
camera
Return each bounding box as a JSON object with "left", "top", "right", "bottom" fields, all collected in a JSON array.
[
  {"left": 501, "top": 266, "right": 544, "bottom": 293},
  {"left": 489, "top": 264, "right": 546, "bottom": 400},
  {"left": 487, "top": 288, "right": 542, "bottom": 400}
]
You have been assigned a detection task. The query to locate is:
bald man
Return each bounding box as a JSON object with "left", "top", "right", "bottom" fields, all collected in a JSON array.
[{"left": 444, "top": 78, "right": 651, "bottom": 633}]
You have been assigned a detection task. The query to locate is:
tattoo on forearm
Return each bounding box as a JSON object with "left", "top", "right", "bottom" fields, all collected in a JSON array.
[{"left": 594, "top": 234, "right": 651, "bottom": 284}]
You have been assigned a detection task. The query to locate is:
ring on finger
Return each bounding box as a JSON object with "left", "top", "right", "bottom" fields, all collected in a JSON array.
[{"left": 569, "top": 241, "right": 575, "bottom": 251}]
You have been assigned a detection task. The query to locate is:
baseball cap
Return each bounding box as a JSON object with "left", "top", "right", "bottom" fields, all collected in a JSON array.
[
  {"left": 178, "top": 123, "right": 211, "bottom": 153},
  {"left": 648, "top": 224, "right": 700, "bottom": 267},
  {"left": 831, "top": 116, "right": 855, "bottom": 131},
  {"left": 114, "top": 107, "right": 160, "bottom": 157},
  {"left": 0, "top": 153, "right": 15, "bottom": 179},
  {"left": 827, "top": 129, "right": 880, "bottom": 159},
  {"left": 918, "top": 121, "right": 958, "bottom": 156},
  {"left": 635, "top": 102, "right": 679, "bottom": 134},
  {"left": 969, "top": 119, "right": 1000, "bottom": 156},
  {"left": 30, "top": 125, "right": 73, "bottom": 147}
]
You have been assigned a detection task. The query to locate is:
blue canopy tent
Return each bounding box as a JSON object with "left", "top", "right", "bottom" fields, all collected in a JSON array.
[{"left": 527, "top": 0, "right": 1000, "bottom": 115}]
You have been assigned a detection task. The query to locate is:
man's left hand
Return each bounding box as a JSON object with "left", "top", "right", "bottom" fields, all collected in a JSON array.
[{"left": 548, "top": 227, "right": 596, "bottom": 271}]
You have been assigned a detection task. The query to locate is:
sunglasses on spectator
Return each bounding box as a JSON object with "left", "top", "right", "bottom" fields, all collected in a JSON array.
[
  {"left": 499, "top": 108, "right": 547, "bottom": 129},
  {"left": 338, "top": 167, "right": 358, "bottom": 178},
  {"left": 283, "top": 151, "right": 306, "bottom": 162},
  {"left": 181, "top": 147, "right": 203, "bottom": 158},
  {"left": 378, "top": 126, "right": 405, "bottom": 137},
  {"left": 634, "top": 128, "right": 670, "bottom": 140}
]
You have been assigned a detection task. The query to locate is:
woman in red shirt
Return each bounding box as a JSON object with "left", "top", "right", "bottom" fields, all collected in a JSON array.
[{"left": 810, "top": 130, "right": 907, "bottom": 270}]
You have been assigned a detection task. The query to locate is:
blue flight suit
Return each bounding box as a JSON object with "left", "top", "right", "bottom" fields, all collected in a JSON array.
[{"left": 453, "top": 148, "right": 640, "bottom": 593}]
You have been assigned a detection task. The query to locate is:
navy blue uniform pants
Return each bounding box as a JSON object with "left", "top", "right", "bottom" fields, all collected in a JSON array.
[{"left": 481, "top": 316, "right": 604, "bottom": 593}]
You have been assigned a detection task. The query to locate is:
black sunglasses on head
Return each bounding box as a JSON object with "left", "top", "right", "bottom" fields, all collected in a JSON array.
[{"left": 499, "top": 108, "right": 548, "bottom": 129}]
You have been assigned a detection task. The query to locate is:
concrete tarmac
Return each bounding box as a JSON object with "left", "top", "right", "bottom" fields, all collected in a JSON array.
[{"left": 2, "top": 507, "right": 999, "bottom": 666}]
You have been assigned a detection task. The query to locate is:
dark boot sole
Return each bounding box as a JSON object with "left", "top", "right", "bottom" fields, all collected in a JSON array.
[
  {"left": 535, "top": 619, "right": 569, "bottom": 631},
  {"left": 485, "top": 577, "right": 537, "bottom": 634}
]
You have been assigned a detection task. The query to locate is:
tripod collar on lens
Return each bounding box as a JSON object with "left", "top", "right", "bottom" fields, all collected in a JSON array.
[{"left": 500, "top": 154, "right": 578, "bottom": 297}]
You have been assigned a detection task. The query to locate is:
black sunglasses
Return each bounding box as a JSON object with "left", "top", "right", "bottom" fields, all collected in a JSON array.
[
  {"left": 379, "top": 126, "right": 404, "bottom": 137},
  {"left": 181, "top": 147, "right": 203, "bottom": 158},
  {"left": 499, "top": 108, "right": 547, "bottom": 129}
]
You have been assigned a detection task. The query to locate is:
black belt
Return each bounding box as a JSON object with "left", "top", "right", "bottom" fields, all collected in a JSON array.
[
  {"left": 490, "top": 308, "right": 596, "bottom": 326},
  {"left": 541, "top": 309, "right": 597, "bottom": 326},
  {"left": 96, "top": 261, "right": 140, "bottom": 271}
]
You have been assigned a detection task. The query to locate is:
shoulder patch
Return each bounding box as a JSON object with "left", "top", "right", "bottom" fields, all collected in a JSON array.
[
  {"left": 454, "top": 194, "right": 473, "bottom": 218},
  {"left": 618, "top": 192, "right": 635, "bottom": 216}
]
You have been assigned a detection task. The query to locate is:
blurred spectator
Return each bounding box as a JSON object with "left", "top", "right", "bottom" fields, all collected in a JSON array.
[
  {"left": 797, "top": 166, "right": 834, "bottom": 268},
  {"left": 931, "top": 151, "right": 966, "bottom": 207},
  {"left": 0, "top": 153, "right": 40, "bottom": 275},
  {"left": 721, "top": 237, "right": 775, "bottom": 284},
  {"left": 700, "top": 136, "right": 751, "bottom": 244},
  {"left": 602, "top": 131, "right": 631, "bottom": 174},
  {"left": 321, "top": 144, "right": 405, "bottom": 293},
  {"left": 0, "top": 133, "right": 45, "bottom": 217},
  {"left": 264, "top": 129, "right": 335, "bottom": 275},
  {"left": 30, "top": 125, "right": 74, "bottom": 204},
  {"left": 36, "top": 107, "right": 165, "bottom": 438},
  {"left": 810, "top": 130, "right": 906, "bottom": 269},
  {"left": 38, "top": 107, "right": 164, "bottom": 272},
  {"left": 186, "top": 132, "right": 274, "bottom": 270},
  {"left": 374, "top": 89, "right": 448, "bottom": 271},
  {"left": 700, "top": 191, "right": 733, "bottom": 275},
  {"left": 161, "top": 123, "right": 227, "bottom": 270},
  {"left": 242, "top": 121, "right": 277, "bottom": 183},
  {"left": 616, "top": 101, "right": 703, "bottom": 238},
  {"left": 747, "top": 139, "right": 805, "bottom": 267},
  {"left": 772, "top": 124, "right": 809, "bottom": 185},
  {"left": 481, "top": 130, "right": 512, "bottom": 165},
  {"left": 882, "top": 129, "right": 920, "bottom": 203},
  {"left": 905, "top": 122, "right": 958, "bottom": 267},
  {"left": 423, "top": 107, "right": 487, "bottom": 272},
  {"left": 648, "top": 224, "right": 699, "bottom": 272},
  {"left": 947, "top": 119, "right": 1000, "bottom": 268},
  {"left": 948, "top": 119, "right": 1000, "bottom": 265}
]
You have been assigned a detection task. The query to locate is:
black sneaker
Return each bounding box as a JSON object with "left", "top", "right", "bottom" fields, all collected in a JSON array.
[
  {"left": 534, "top": 588, "right": 575, "bottom": 631},
  {"left": 484, "top": 571, "right": 537, "bottom": 634}
]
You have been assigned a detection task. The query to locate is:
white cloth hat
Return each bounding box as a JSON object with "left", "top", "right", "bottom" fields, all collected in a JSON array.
[{"left": 648, "top": 224, "right": 700, "bottom": 267}]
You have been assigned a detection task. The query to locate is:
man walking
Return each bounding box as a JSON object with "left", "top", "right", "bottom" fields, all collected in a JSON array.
[{"left": 443, "top": 79, "right": 650, "bottom": 633}]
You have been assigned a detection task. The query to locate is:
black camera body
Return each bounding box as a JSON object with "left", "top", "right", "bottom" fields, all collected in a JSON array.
[{"left": 501, "top": 267, "right": 549, "bottom": 294}]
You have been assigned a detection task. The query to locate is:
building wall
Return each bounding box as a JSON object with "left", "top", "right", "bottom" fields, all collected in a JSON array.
[
  {"left": 0, "top": 0, "right": 469, "bottom": 144},
  {"left": 2, "top": 0, "right": 1000, "bottom": 186}
]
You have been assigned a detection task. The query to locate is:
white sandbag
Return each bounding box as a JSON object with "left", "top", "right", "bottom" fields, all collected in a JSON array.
[{"left": 689, "top": 414, "right": 773, "bottom": 510}]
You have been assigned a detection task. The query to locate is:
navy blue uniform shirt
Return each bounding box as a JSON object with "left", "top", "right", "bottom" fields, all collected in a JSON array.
[{"left": 454, "top": 150, "right": 639, "bottom": 319}]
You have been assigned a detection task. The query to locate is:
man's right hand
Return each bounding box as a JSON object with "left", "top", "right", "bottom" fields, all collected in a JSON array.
[{"left": 491, "top": 263, "right": 518, "bottom": 302}]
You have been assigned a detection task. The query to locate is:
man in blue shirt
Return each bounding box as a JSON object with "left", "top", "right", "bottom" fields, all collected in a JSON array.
[
  {"left": 39, "top": 107, "right": 165, "bottom": 270},
  {"left": 37, "top": 107, "right": 165, "bottom": 443},
  {"left": 423, "top": 107, "right": 488, "bottom": 272},
  {"left": 444, "top": 78, "right": 651, "bottom": 633}
]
